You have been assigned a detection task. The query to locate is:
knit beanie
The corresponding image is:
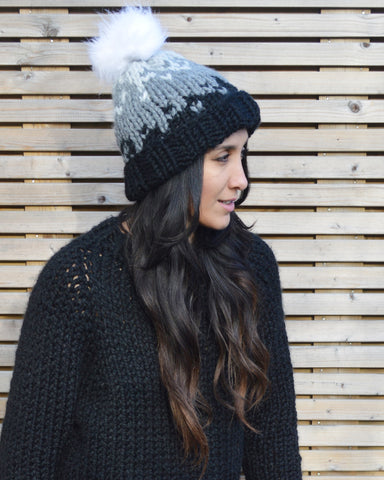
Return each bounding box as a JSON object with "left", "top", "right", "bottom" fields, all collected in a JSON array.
[{"left": 89, "top": 6, "right": 260, "bottom": 201}]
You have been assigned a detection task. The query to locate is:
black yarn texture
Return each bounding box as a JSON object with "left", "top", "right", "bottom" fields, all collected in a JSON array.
[{"left": 0, "top": 216, "right": 302, "bottom": 479}]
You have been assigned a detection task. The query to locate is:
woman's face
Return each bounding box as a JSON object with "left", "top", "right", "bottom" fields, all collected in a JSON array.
[{"left": 199, "top": 129, "right": 248, "bottom": 230}]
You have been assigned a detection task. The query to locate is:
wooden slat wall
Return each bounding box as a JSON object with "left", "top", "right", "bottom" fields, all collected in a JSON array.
[{"left": 0, "top": 1, "right": 383, "bottom": 478}]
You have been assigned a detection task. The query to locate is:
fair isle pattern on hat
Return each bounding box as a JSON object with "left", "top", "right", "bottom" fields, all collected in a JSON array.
[
  {"left": 89, "top": 7, "right": 260, "bottom": 201},
  {"left": 114, "top": 51, "right": 260, "bottom": 200},
  {"left": 114, "top": 51, "right": 228, "bottom": 160}
]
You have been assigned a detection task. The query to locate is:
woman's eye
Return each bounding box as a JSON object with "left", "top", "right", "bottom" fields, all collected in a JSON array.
[{"left": 216, "top": 153, "right": 229, "bottom": 163}]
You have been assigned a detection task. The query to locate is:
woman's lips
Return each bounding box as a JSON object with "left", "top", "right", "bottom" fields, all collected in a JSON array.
[{"left": 218, "top": 199, "right": 235, "bottom": 212}]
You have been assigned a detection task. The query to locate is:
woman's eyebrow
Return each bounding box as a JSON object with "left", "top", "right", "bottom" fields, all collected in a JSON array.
[
  {"left": 214, "top": 142, "right": 247, "bottom": 151},
  {"left": 216, "top": 144, "right": 235, "bottom": 150}
]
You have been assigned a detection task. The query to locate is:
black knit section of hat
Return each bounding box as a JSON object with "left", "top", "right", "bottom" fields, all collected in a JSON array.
[{"left": 123, "top": 88, "right": 260, "bottom": 201}]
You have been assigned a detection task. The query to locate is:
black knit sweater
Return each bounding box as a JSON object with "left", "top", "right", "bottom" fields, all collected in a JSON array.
[{"left": 0, "top": 215, "right": 301, "bottom": 479}]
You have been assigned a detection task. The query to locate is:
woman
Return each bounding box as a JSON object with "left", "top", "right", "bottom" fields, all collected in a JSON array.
[{"left": 0, "top": 7, "right": 302, "bottom": 479}]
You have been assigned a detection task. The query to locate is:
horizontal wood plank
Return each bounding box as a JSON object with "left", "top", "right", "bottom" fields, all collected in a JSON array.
[
  {"left": 290, "top": 345, "right": 384, "bottom": 368},
  {"left": 1, "top": 238, "right": 383, "bottom": 262},
  {"left": 0, "top": 13, "right": 383, "bottom": 39},
  {"left": 298, "top": 425, "right": 384, "bottom": 447},
  {"left": 1, "top": 318, "right": 383, "bottom": 343},
  {"left": 2, "top": 99, "right": 384, "bottom": 123},
  {"left": 1, "top": 291, "right": 383, "bottom": 315},
  {"left": 1, "top": 71, "right": 384, "bottom": 95},
  {"left": 296, "top": 398, "right": 384, "bottom": 421},
  {"left": 300, "top": 449, "right": 384, "bottom": 472},
  {"left": 2, "top": 265, "right": 384, "bottom": 289},
  {"left": 1, "top": 211, "right": 383, "bottom": 235},
  {"left": 283, "top": 293, "right": 384, "bottom": 316},
  {"left": 0, "top": 99, "right": 113, "bottom": 123},
  {"left": 3, "top": 344, "right": 381, "bottom": 368},
  {"left": 287, "top": 320, "right": 384, "bottom": 343},
  {"left": 247, "top": 155, "right": 384, "bottom": 179},
  {"left": 294, "top": 373, "right": 384, "bottom": 396},
  {"left": 0, "top": 386, "right": 380, "bottom": 447},
  {"left": 1, "top": 155, "right": 383, "bottom": 180},
  {"left": 0, "top": 238, "right": 71, "bottom": 261},
  {"left": 0, "top": 398, "right": 7, "bottom": 419},
  {"left": 1, "top": 182, "right": 384, "bottom": 207},
  {"left": 1, "top": 41, "right": 383, "bottom": 67},
  {"left": 1, "top": 127, "right": 384, "bottom": 152},
  {"left": 1, "top": 343, "right": 381, "bottom": 369},
  {"left": 0, "top": 211, "right": 114, "bottom": 234},
  {"left": 252, "top": 128, "right": 384, "bottom": 152},
  {"left": 239, "top": 211, "right": 384, "bottom": 235},
  {"left": 269, "top": 239, "right": 384, "bottom": 262},
  {"left": 0, "top": 183, "right": 127, "bottom": 206},
  {"left": 280, "top": 266, "right": 384, "bottom": 289},
  {"left": 0, "top": 384, "right": 381, "bottom": 421},
  {"left": 0, "top": 155, "right": 123, "bottom": 179},
  {"left": 247, "top": 184, "right": 384, "bottom": 206},
  {"left": 0, "top": 371, "right": 380, "bottom": 395},
  {"left": 0, "top": 319, "right": 22, "bottom": 341}
]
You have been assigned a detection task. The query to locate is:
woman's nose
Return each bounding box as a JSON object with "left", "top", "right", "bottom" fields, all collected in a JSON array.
[{"left": 229, "top": 159, "right": 248, "bottom": 191}]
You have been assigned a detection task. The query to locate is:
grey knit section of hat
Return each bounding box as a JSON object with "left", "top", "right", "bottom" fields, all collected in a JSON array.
[{"left": 113, "top": 51, "right": 229, "bottom": 163}]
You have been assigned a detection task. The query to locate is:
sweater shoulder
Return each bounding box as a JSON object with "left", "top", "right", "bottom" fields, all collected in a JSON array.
[{"left": 31, "top": 215, "right": 122, "bottom": 301}]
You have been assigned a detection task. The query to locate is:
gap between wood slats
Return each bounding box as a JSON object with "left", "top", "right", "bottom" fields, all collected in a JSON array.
[
  {"left": 1, "top": 238, "right": 383, "bottom": 262},
  {"left": 2, "top": 182, "right": 384, "bottom": 207},
  {"left": 2, "top": 42, "right": 384, "bottom": 67},
  {"left": 1, "top": 155, "right": 383, "bottom": 180},
  {"left": 3, "top": 99, "right": 384, "bottom": 123},
  {"left": 2, "top": 71, "right": 384, "bottom": 95},
  {"left": 1, "top": 211, "right": 384, "bottom": 235},
  {"left": 2, "top": 265, "right": 384, "bottom": 289}
]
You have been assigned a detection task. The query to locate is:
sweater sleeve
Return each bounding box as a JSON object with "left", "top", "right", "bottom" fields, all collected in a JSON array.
[
  {"left": 242, "top": 237, "right": 302, "bottom": 480},
  {"left": 0, "top": 250, "right": 92, "bottom": 479}
]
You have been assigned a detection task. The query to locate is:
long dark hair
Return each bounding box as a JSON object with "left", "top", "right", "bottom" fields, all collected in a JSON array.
[{"left": 118, "top": 151, "right": 269, "bottom": 472}]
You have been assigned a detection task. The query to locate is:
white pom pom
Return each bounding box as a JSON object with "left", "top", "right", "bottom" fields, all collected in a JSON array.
[{"left": 88, "top": 6, "right": 167, "bottom": 84}]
